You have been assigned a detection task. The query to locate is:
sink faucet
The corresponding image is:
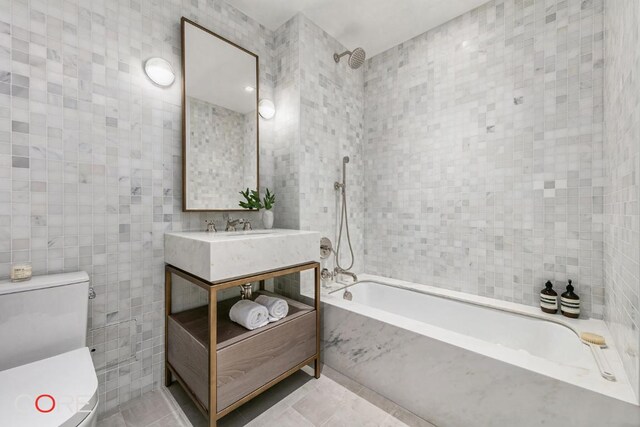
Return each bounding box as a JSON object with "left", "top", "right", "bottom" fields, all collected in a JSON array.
[
  {"left": 205, "top": 220, "right": 217, "bottom": 232},
  {"left": 226, "top": 218, "right": 252, "bottom": 232},
  {"left": 334, "top": 267, "right": 358, "bottom": 283}
]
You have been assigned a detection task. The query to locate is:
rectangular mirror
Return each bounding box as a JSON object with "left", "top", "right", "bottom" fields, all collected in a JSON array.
[{"left": 181, "top": 17, "right": 259, "bottom": 211}]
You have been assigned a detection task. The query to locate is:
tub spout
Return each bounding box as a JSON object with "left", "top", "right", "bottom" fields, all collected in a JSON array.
[{"left": 334, "top": 267, "right": 358, "bottom": 283}]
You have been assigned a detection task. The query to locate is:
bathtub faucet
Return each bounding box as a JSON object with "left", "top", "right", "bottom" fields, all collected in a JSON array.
[{"left": 334, "top": 267, "right": 358, "bottom": 283}]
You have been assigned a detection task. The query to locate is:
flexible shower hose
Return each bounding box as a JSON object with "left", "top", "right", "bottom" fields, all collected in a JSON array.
[{"left": 336, "top": 182, "right": 355, "bottom": 271}]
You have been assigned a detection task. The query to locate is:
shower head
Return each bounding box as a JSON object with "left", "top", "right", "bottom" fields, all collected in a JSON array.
[
  {"left": 334, "top": 47, "right": 366, "bottom": 69},
  {"left": 343, "top": 156, "right": 350, "bottom": 164}
]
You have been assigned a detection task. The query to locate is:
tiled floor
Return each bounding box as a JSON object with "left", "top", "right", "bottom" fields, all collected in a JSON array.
[{"left": 96, "top": 366, "right": 436, "bottom": 427}]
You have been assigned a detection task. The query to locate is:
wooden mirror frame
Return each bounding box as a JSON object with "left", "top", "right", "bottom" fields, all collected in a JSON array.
[{"left": 181, "top": 17, "right": 260, "bottom": 212}]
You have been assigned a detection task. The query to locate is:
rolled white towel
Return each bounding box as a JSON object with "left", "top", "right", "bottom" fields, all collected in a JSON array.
[
  {"left": 255, "top": 294, "right": 289, "bottom": 322},
  {"left": 229, "top": 300, "right": 269, "bottom": 330}
]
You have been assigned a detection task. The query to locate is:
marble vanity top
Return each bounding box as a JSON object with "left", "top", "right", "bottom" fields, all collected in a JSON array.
[{"left": 165, "top": 229, "right": 320, "bottom": 282}]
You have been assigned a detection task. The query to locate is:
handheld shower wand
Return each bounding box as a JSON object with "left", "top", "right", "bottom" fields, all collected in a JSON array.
[
  {"left": 334, "top": 156, "right": 349, "bottom": 191},
  {"left": 334, "top": 156, "right": 355, "bottom": 277}
]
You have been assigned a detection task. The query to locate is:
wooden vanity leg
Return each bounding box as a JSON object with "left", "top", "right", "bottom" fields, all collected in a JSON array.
[
  {"left": 314, "top": 264, "right": 321, "bottom": 379},
  {"left": 209, "top": 288, "right": 218, "bottom": 427},
  {"left": 164, "top": 268, "right": 173, "bottom": 387}
]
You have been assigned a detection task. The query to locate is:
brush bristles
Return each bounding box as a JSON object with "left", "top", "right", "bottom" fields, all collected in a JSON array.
[{"left": 581, "top": 332, "right": 606, "bottom": 346}]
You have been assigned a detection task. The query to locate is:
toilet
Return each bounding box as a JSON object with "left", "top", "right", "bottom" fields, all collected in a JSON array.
[{"left": 0, "top": 272, "right": 99, "bottom": 426}]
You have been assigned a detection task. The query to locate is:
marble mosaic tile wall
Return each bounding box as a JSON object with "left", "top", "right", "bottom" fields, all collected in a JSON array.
[
  {"left": 269, "top": 14, "right": 365, "bottom": 295},
  {"left": 0, "top": 0, "right": 275, "bottom": 413},
  {"left": 363, "top": 0, "right": 605, "bottom": 317},
  {"left": 186, "top": 97, "right": 256, "bottom": 209},
  {"left": 603, "top": 0, "right": 640, "bottom": 401},
  {"left": 298, "top": 15, "right": 365, "bottom": 273},
  {"left": 272, "top": 16, "right": 300, "bottom": 230},
  {"left": 271, "top": 14, "right": 365, "bottom": 274}
]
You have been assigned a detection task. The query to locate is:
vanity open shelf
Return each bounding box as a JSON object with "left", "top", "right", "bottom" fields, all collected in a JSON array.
[
  {"left": 164, "top": 262, "right": 320, "bottom": 427},
  {"left": 170, "top": 292, "right": 314, "bottom": 351}
]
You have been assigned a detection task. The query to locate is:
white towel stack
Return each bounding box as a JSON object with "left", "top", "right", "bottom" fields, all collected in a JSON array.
[
  {"left": 229, "top": 300, "right": 269, "bottom": 330},
  {"left": 255, "top": 294, "right": 289, "bottom": 322}
]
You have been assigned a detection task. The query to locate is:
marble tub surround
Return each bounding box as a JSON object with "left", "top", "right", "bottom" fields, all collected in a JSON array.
[
  {"left": 322, "top": 276, "right": 640, "bottom": 427},
  {"left": 164, "top": 229, "right": 320, "bottom": 281},
  {"left": 323, "top": 274, "right": 636, "bottom": 405}
]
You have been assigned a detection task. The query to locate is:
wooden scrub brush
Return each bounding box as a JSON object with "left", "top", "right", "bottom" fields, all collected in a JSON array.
[{"left": 580, "top": 332, "right": 616, "bottom": 382}]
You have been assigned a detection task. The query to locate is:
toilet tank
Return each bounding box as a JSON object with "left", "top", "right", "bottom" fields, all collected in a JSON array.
[{"left": 0, "top": 272, "right": 90, "bottom": 371}]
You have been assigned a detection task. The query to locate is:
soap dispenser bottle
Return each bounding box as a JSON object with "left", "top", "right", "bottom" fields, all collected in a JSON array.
[
  {"left": 540, "top": 280, "right": 558, "bottom": 314},
  {"left": 560, "top": 280, "right": 580, "bottom": 318}
]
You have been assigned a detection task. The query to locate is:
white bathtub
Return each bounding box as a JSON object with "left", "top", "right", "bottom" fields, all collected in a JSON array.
[{"left": 322, "top": 275, "right": 640, "bottom": 427}]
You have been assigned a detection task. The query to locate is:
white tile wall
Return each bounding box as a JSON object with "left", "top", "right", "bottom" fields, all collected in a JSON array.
[
  {"left": 272, "top": 15, "right": 300, "bottom": 230},
  {"left": 271, "top": 14, "right": 365, "bottom": 273},
  {"left": 603, "top": 0, "right": 640, "bottom": 401},
  {"left": 363, "top": 0, "right": 605, "bottom": 318},
  {"left": 270, "top": 13, "right": 365, "bottom": 295},
  {"left": 0, "top": 0, "right": 275, "bottom": 413},
  {"left": 298, "top": 15, "right": 365, "bottom": 273}
]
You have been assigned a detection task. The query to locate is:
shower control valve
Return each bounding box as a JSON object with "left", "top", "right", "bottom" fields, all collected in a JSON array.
[{"left": 320, "top": 268, "right": 334, "bottom": 281}]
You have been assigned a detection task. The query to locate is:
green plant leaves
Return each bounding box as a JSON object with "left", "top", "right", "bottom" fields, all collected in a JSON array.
[
  {"left": 239, "top": 188, "right": 262, "bottom": 209},
  {"left": 263, "top": 188, "right": 276, "bottom": 210},
  {"left": 238, "top": 188, "right": 276, "bottom": 210}
]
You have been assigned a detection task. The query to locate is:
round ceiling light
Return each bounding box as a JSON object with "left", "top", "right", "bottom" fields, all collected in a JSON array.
[
  {"left": 144, "top": 57, "right": 175, "bottom": 87},
  {"left": 258, "top": 99, "right": 275, "bottom": 120}
]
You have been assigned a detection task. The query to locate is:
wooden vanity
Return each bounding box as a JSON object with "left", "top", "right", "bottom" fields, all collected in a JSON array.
[
  {"left": 174, "top": 15, "right": 322, "bottom": 425},
  {"left": 164, "top": 261, "right": 321, "bottom": 427}
]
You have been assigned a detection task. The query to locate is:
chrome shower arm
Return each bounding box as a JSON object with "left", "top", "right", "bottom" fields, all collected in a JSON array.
[{"left": 334, "top": 51, "right": 350, "bottom": 63}]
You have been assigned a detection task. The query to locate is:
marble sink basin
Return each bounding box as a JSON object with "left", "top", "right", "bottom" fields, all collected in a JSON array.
[{"left": 164, "top": 229, "right": 320, "bottom": 282}]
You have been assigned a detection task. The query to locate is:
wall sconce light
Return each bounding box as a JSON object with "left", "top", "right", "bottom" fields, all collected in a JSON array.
[
  {"left": 258, "top": 99, "right": 275, "bottom": 120},
  {"left": 144, "top": 57, "right": 175, "bottom": 87}
]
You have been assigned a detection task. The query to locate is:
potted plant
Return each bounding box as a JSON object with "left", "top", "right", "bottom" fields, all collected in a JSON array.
[
  {"left": 239, "top": 188, "right": 276, "bottom": 229},
  {"left": 261, "top": 189, "right": 275, "bottom": 229}
]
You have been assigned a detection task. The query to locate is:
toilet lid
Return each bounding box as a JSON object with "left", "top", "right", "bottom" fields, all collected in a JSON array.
[{"left": 0, "top": 347, "right": 98, "bottom": 427}]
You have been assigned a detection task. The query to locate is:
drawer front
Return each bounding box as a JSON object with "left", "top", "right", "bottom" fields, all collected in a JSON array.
[
  {"left": 216, "top": 311, "right": 317, "bottom": 412},
  {"left": 168, "top": 317, "right": 209, "bottom": 409}
]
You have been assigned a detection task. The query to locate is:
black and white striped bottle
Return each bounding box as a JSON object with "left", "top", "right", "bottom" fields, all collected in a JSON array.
[
  {"left": 540, "top": 280, "right": 558, "bottom": 314},
  {"left": 560, "top": 280, "right": 580, "bottom": 319}
]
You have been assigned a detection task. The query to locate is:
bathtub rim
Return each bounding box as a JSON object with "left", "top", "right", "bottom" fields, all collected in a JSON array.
[
  {"left": 330, "top": 279, "right": 585, "bottom": 339},
  {"left": 322, "top": 274, "right": 638, "bottom": 406}
]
